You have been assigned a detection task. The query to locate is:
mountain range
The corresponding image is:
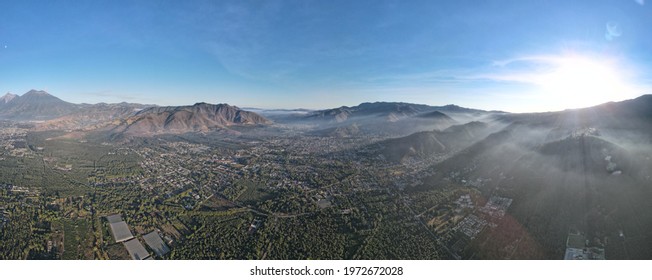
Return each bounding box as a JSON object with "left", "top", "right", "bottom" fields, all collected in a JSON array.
[
  {"left": 0, "top": 92, "right": 17, "bottom": 104},
  {"left": 0, "top": 90, "right": 484, "bottom": 138},
  {"left": 304, "top": 101, "right": 486, "bottom": 124},
  {"left": 0, "top": 90, "right": 272, "bottom": 136},
  {"left": 2, "top": 89, "right": 652, "bottom": 259},
  {"left": 0, "top": 90, "right": 77, "bottom": 120},
  {"left": 377, "top": 121, "right": 493, "bottom": 162},
  {"left": 370, "top": 94, "right": 652, "bottom": 166},
  {"left": 2, "top": 90, "right": 652, "bottom": 143},
  {"left": 108, "top": 102, "right": 272, "bottom": 136}
]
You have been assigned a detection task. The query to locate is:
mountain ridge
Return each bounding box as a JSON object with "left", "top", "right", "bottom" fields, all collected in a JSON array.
[
  {"left": 0, "top": 90, "right": 77, "bottom": 120},
  {"left": 0, "top": 93, "right": 17, "bottom": 104},
  {"left": 108, "top": 102, "right": 272, "bottom": 136},
  {"left": 305, "top": 101, "right": 486, "bottom": 123}
]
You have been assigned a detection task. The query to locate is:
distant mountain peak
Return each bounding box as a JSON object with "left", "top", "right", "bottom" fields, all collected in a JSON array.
[
  {"left": 0, "top": 90, "right": 75, "bottom": 120},
  {"left": 417, "top": 110, "right": 453, "bottom": 120},
  {"left": 192, "top": 102, "right": 236, "bottom": 109},
  {"left": 0, "top": 92, "right": 17, "bottom": 104},
  {"left": 441, "top": 104, "right": 464, "bottom": 110},
  {"left": 111, "top": 102, "right": 271, "bottom": 136},
  {"left": 23, "top": 89, "right": 52, "bottom": 97},
  {"left": 306, "top": 101, "right": 486, "bottom": 125}
]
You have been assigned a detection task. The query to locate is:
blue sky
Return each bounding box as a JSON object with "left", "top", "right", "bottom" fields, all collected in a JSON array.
[{"left": 1, "top": 0, "right": 651, "bottom": 112}]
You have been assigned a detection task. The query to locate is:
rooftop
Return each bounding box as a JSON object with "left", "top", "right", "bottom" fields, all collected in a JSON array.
[
  {"left": 124, "top": 238, "right": 150, "bottom": 260},
  {"left": 106, "top": 214, "right": 123, "bottom": 224},
  {"left": 109, "top": 221, "right": 134, "bottom": 243},
  {"left": 143, "top": 231, "right": 170, "bottom": 257}
]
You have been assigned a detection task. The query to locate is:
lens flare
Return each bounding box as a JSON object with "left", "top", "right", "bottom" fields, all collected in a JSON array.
[{"left": 535, "top": 56, "right": 635, "bottom": 109}]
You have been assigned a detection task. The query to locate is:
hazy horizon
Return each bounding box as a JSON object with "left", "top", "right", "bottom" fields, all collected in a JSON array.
[
  {"left": 2, "top": 0, "right": 652, "bottom": 112},
  {"left": 5, "top": 88, "right": 651, "bottom": 114}
]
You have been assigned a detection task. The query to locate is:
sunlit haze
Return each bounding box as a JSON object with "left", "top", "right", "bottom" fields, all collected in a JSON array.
[
  {"left": 1, "top": 0, "right": 652, "bottom": 112},
  {"left": 488, "top": 54, "right": 644, "bottom": 111},
  {"left": 538, "top": 56, "right": 630, "bottom": 109}
]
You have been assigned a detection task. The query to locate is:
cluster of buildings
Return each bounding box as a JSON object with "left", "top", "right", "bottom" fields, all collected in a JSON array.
[
  {"left": 451, "top": 195, "right": 513, "bottom": 239},
  {"left": 0, "top": 124, "right": 34, "bottom": 158},
  {"left": 454, "top": 194, "right": 474, "bottom": 212},
  {"left": 134, "top": 144, "right": 236, "bottom": 197},
  {"left": 563, "top": 231, "right": 605, "bottom": 260},
  {"left": 480, "top": 196, "right": 513, "bottom": 218},
  {"left": 0, "top": 184, "right": 34, "bottom": 195},
  {"left": 452, "top": 214, "right": 487, "bottom": 239},
  {"left": 106, "top": 214, "right": 170, "bottom": 260}
]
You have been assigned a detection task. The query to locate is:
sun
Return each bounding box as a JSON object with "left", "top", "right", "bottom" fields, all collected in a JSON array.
[{"left": 535, "top": 55, "right": 635, "bottom": 110}]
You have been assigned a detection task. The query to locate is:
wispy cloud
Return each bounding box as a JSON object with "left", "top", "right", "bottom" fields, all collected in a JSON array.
[
  {"left": 354, "top": 52, "right": 651, "bottom": 111},
  {"left": 366, "top": 54, "right": 636, "bottom": 88},
  {"left": 490, "top": 55, "right": 564, "bottom": 67}
]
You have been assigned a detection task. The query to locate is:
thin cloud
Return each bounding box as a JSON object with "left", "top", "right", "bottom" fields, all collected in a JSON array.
[
  {"left": 360, "top": 53, "right": 650, "bottom": 109},
  {"left": 491, "top": 55, "right": 563, "bottom": 67},
  {"left": 377, "top": 54, "right": 634, "bottom": 88}
]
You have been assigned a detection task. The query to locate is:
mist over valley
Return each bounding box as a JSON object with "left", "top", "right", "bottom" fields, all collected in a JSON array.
[{"left": 1, "top": 90, "right": 651, "bottom": 259}]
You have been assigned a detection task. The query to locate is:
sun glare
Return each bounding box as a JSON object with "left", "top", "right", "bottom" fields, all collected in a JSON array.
[{"left": 536, "top": 56, "right": 635, "bottom": 110}]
